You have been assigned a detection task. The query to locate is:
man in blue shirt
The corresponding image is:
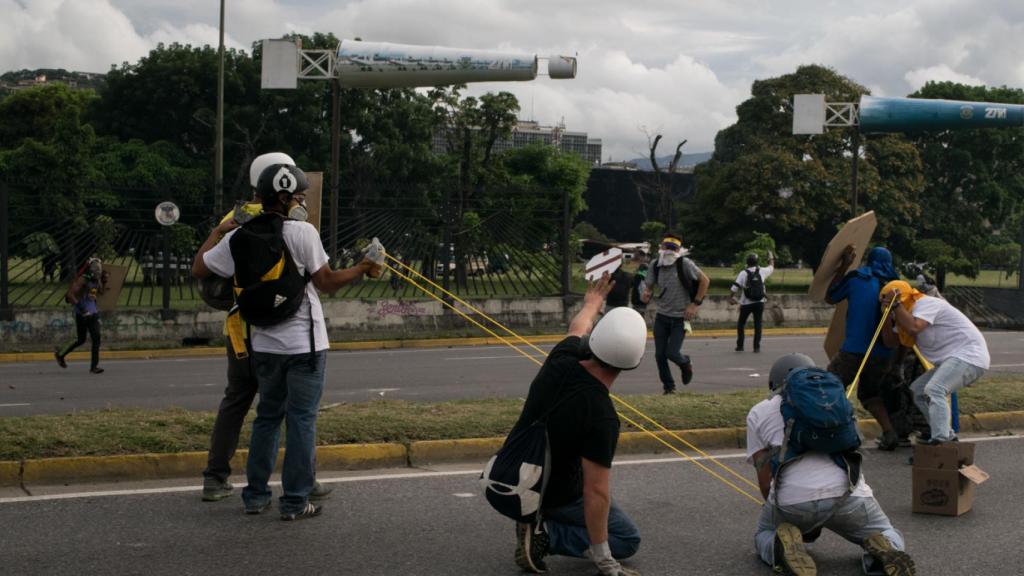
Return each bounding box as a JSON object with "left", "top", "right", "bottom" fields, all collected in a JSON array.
[{"left": 826, "top": 246, "right": 902, "bottom": 450}]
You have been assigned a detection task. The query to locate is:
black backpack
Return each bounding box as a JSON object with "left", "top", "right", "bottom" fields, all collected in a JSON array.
[
  {"left": 743, "top": 267, "right": 766, "bottom": 301},
  {"left": 651, "top": 257, "right": 699, "bottom": 301},
  {"left": 229, "top": 213, "right": 309, "bottom": 327},
  {"left": 480, "top": 387, "right": 585, "bottom": 523}
]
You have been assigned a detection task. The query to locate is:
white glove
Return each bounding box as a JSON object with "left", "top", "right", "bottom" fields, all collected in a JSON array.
[
  {"left": 364, "top": 237, "right": 386, "bottom": 266},
  {"left": 588, "top": 541, "right": 640, "bottom": 576}
]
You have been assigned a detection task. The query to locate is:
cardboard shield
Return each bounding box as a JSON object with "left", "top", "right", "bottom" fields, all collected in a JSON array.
[
  {"left": 304, "top": 172, "right": 323, "bottom": 233},
  {"left": 584, "top": 248, "right": 623, "bottom": 281},
  {"left": 812, "top": 211, "right": 876, "bottom": 360},
  {"left": 809, "top": 211, "right": 877, "bottom": 303},
  {"left": 95, "top": 264, "right": 127, "bottom": 312}
]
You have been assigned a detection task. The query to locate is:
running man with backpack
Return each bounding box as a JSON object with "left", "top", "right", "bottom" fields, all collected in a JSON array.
[
  {"left": 746, "top": 354, "right": 915, "bottom": 576},
  {"left": 730, "top": 251, "right": 774, "bottom": 353},
  {"left": 55, "top": 257, "right": 108, "bottom": 374},
  {"left": 640, "top": 232, "right": 710, "bottom": 394},
  {"left": 492, "top": 274, "right": 645, "bottom": 575},
  {"left": 192, "top": 162, "right": 383, "bottom": 521}
]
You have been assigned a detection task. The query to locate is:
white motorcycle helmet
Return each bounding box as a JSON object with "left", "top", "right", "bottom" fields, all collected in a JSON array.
[
  {"left": 588, "top": 307, "right": 648, "bottom": 370},
  {"left": 249, "top": 152, "right": 295, "bottom": 189}
]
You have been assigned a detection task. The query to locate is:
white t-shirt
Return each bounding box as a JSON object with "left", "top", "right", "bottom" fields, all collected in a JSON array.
[
  {"left": 911, "top": 296, "right": 990, "bottom": 369},
  {"left": 731, "top": 265, "right": 774, "bottom": 305},
  {"left": 745, "top": 396, "right": 872, "bottom": 506},
  {"left": 204, "top": 220, "right": 330, "bottom": 355}
]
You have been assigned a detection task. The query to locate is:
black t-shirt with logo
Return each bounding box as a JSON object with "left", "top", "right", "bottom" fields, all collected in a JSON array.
[{"left": 509, "top": 336, "right": 620, "bottom": 508}]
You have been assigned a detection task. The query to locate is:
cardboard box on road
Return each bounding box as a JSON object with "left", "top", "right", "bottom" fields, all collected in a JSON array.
[{"left": 912, "top": 442, "right": 989, "bottom": 516}]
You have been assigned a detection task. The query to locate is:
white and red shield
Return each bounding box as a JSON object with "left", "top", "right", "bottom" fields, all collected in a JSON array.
[{"left": 584, "top": 247, "right": 623, "bottom": 281}]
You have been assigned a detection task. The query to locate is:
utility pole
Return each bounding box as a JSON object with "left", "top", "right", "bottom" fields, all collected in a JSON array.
[
  {"left": 214, "top": 0, "right": 225, "bottom": 215},
  {"left": 850, "top": 129, "right": 861, "bottom": 217},
  {"left": 330, "top": 80, "right": 341, "bottom": 264}
]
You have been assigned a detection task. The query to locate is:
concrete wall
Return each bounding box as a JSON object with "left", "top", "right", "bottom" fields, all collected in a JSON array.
[{"left": 0, "top": 295, "right": 836, "bottom": 352}]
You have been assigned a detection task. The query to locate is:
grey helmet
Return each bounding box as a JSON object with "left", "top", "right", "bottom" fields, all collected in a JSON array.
[{"left": 768, "top": 353, "right": 816, "bottom": 391}]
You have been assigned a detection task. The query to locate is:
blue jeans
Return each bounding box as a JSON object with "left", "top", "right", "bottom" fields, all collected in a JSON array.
[
  {"left": 243, "top": 351, "right": 326, "bottom": 515},
  {"left": 653, "top": 313, "right": 690, "bottom": 391},
  {"left": 754, "top": 496, "right": 904, "bottom": 567},
  {"left": 543, "top": 497, "right": 641, "bottom": 560},
  {"left": 911, "top": 357, "right": 985, "bottom": 442}
]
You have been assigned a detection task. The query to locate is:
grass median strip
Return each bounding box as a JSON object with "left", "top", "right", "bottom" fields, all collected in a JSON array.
[{"left": 2, "top": 375, "right": 1023, "bottom": 462}]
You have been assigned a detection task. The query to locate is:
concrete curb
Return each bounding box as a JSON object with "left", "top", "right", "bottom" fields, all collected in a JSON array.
[
  {"left": 0, "top": 327, "right": 827, "bottom": 364},
  {"left": 4, "top": 410, "right": 1020, "bottom": 489}
]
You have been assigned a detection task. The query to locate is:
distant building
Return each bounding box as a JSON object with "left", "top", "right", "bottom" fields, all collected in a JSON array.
[{"left": 432, "top": 120, "right": 603, "bottom": 165}]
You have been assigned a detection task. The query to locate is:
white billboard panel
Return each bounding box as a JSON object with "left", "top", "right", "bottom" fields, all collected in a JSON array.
[
  {"left": 261, "top": 39, "right": 298, "bottom": 89},
  {"left": 793, "top": 93, "right": 826, "bottom": 135}
]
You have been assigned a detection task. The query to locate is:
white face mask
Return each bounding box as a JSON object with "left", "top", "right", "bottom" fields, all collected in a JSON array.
[
  {"left": 658, "top": 249, "right": 680, "bottom": 267},
  {"left": 287, "top": 200, "right": 308, "bottom": 222}
]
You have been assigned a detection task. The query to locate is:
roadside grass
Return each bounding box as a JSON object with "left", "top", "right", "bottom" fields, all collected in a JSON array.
[{"left": 2, "top": 375, "right": 1022, "bottom": 461}]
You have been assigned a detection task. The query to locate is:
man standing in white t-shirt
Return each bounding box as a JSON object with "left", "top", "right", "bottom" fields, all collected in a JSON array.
[
  {"left": 193, "top": 163, "right": 382, "bottom": 521},
  {"left": 746, "top": 354, "right": 915, "bottom": 576},
  {"left": 880, "top": 280, "right": 990, "bottom": 444},
  {"left": 730, "top": 251, "right": 774, "bottom": 353}
]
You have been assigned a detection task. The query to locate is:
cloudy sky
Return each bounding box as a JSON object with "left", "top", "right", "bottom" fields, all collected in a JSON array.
[{"left": 3, "top": 0, "right": 1023, "bottom": 160}]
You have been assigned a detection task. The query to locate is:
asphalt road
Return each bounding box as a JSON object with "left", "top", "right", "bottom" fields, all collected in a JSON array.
[
  {"left": 2, "top": 331, "right": 1023, "bottom": 416},
  {"left": 0, "top": 434, "right": 1020, "bottom": 575}
]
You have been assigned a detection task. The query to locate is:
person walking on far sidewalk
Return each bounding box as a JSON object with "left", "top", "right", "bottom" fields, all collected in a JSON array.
[
  {"left": 640, "top": 232, "right": 710, "bottom": 394},
  {"left": 730, "top": 251, "right": 774, "bottom": 353},
  {"left": 55, "top": 257, "right": 108, "bottom": 374}
]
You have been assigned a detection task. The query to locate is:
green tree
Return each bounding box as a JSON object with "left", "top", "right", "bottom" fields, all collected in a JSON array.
[
  {"left": 732, "top": 232, "right": 777, "bottom": 272},
  {"left": 685, "top": 65, "right": 925, "bottom": 268},
  {"left": 904, "top": 82, "right": 1024, "bottom": 288}
]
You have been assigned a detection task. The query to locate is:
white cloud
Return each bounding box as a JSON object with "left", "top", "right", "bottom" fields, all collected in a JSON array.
[
  {"left": 3, "top": 0, "right": 1023, "bottom": 158},
  {"left": 904, "top": 65, "right": 984, "bottom": 91}
]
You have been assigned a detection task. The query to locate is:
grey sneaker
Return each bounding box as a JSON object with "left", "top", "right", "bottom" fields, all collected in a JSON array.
[
  {"left": 863, "top": 532, "right": 915, "bottom": 576},
  {"left": 281, "top": 502, "right": 322, "bottom": 521},
  {"left": 202, "top": 478, "right": 234, "bottom": 502},
  {"left": 309, "top": 480, "right": 333, "bottom": 501},
  {"left": 773, "top": 522, "right": 816, "bottom": 575}
]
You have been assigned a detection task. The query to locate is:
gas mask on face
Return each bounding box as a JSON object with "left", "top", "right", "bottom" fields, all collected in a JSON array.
[
  {"left": 87, "top": 259, "right": 103, "bottom": 279},
  {"left": 287, "top": 197, "right": 308, "bottom": 222}
]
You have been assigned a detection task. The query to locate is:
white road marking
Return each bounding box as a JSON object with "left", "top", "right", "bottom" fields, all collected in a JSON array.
[
  {"left": 2, "top": 435, "right": 1020, "bottom": 505},
  {"left": 452, "top": 493, "right": 475, "bottom": 498},
  {"left": 367, "top": 388, "right": 401, "bottom": 393},
  {"left": 445, "top": 355, "right": 544, "bottom": 361},
  {"left": 0, "top": 403, "right": 30, "bottom": 407},
  {"left": 990, "top": 363, "right": 1024, "bottom": 368}
]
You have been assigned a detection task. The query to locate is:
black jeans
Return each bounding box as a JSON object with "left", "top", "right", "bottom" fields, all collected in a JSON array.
[
  {"left": 653, "top": 313, "right": 690, "bottom": 391},
  {"left": 58, "top": 313, "right": 101, "bottom": 370},
  {"left": 203, "top": 340, "right": 259, "bottom": 483},
  {"left": 736, "top": 302, "right": 765, "bottom": 350}
]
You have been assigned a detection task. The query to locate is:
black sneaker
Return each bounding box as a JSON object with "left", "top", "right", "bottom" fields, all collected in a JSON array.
[
  {"left": 244, "top": 499, "right": 271, "bottom": 515},
  {"left": 773, "top": 523, "right": 816, "bottom": 575},
  {"left": 663, "top": 387, "right": 676, "bottom": 395},
  {"left": 309, "top": 480, "right": 333, "bottom": 501},
  {"left": 753, "top": 346, "right": 761, "bottom": 353},
  {"left": 90, "top": 367, "right": 104, "bottom": 374},
  {"left": 863, "top": 532, "right": 915, "bottom": 576},
  {"left": 54, "top": 351, "right": 67, "bottom": 369},
  {"left": 202, "top": 477, "right": 234, "bottom": 502},
  {"left": 876, "top": 431, "right": 899, "bottom": 452},
  {"left": 735, "top": 346, "right": 744, "bottom": 352},
  {"left": 514, "top": 522, "right": 549, "bottom": 573},
  {"left": 681, "top": 362, "right": 694, "bottom": 385},
  {"left": 281, "top": 502, "right": 322, "bottom": 521}
]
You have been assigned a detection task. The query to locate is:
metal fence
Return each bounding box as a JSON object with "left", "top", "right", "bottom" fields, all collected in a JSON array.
[{"left": 0, "top": 181, "right": 573, "bottom": 315}]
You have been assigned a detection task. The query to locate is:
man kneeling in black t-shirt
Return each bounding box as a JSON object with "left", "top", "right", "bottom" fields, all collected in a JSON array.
[{"left": 512, "top": 275, "right": 648, "bottom": 576}]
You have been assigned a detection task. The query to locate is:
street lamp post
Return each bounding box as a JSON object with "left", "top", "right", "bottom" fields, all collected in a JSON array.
[{"left": 214, "top": 0, "right": 225, "bottom": 215}]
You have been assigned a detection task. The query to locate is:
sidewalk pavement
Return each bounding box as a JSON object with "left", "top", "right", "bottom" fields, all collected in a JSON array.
[
  {"left": 0, "top": 326, "right": 827, "bottom": 363},
  {"left": 3, "top": 410, "right": 1021, "bottom": 491}
]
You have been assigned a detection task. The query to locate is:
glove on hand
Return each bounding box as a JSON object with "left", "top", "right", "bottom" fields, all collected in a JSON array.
[{"left": 588, "top": 541, "right": 640, "bottom": 576}]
